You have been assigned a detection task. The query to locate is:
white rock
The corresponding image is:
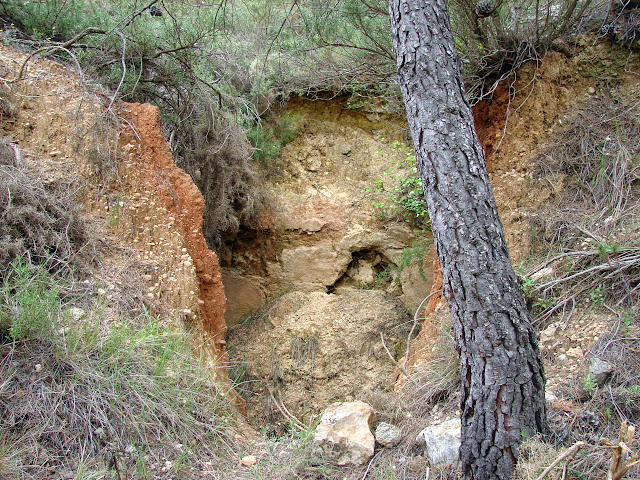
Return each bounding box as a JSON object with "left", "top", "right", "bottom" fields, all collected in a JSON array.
[
  {"left": 66, "top": 307, "right": 86, "bottom": 321},
  {"left": 348, "top": 261, "right": 375, "bottom": 285},
  {"left": 241, "top": 455, "right": 257, "bottom": 466},
  {"left": 375, "top": 422, "right": 403, "bottom": 447},
  {"left": 280, "top": 244, "right": 351, "bottom": 290},
  {"left": 306, "top": 156, "right": 322, "bottom": 171},
  {"left": 539, "top": 324, "right": 557, "bottom": 343},
  {"left": 530, "top": 267, "right": 554, "bottom": 282},
  {"left": 313, "top": 401, "right": 375, "bottom": 465},
  {"left": 416, "top": 418, "right": 461, "bottom": 466},
  {"left": 589, "top": 357, "right": 614, "bottom": 386}
]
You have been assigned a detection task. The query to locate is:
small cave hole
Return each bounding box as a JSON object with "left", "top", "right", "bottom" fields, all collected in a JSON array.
[{"left": 331, "top": 249, "right": 395, "bottom": 292}]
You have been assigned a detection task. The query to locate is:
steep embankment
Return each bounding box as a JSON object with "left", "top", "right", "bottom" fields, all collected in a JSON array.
[
  {"left": 117, "top": 103, "right": 240, "bottom": 402},
  {"left": 3, "top": 36, "right": 639, "bottom": 435},
  {"left": 401, "top": 38, "right": 640, "bottom": 384},
  {"left": 0, "top": 43, "right": 239, "bottom": 405},
  {"left": 225, "top": 96, "right": 436, "bottom": 425},
  {"left": 226, "top": 38, "right": 640, "bottom": 426}
]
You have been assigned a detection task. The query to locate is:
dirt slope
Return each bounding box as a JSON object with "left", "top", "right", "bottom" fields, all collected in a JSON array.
[
  {"left": 227, "top": 37, "right": 640, "bottom": 427},
  {"left": 0, "top": 43, "right": 240, "bottom": 406},
  {"left": 2, "top": 36, "right": 639, "bottom": 446}
]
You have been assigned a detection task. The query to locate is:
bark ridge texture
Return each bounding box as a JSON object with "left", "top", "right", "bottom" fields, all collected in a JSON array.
[{"left": 388, "top": 1, "right": 548, "bottom": 478}]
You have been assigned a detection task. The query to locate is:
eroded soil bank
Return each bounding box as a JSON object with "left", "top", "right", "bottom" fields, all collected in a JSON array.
[
  {"left": 224, "top": 96, "right": 436, "bottom": 425},
  {"left": 0, "top": 43, "right": 242, "bottom": 407},
  {"left": 3, "top": 35, "right": 639, "bottom": 439},
  {"left": 225, "top": 38, "right": 640, "bottom": 427}
]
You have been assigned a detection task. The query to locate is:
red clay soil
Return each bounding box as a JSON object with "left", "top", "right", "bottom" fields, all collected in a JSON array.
[
  {"left": 472, "top": 82, "right": 510, "bottom": 169},
  {"left": 118, "top": 103, "right": 243, "bottom": 409}
]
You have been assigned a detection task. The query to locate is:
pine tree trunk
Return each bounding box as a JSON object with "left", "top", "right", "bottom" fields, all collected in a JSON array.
[{"left": 388, "top": 1, "right": 548, "bottom": 478}]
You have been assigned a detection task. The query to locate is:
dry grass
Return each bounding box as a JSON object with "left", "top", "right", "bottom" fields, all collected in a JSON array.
[
  {"left": 69, "top": 106, "right": 121, "bottom": 184},
  {"left": 527, "top": 90, "right": 640, "bottom": 326},
  {"left": 398, "top": 312, "right": 461, "bottom": 418},
  {"left": 0, "top": 316, "right": 236, "bottom": 480},
  {"left": 511, "top": 87, "right": 640, "bottom": 480},
  {"left": 172, "top": 96, "right": 267, "bottom": 253},
  {"left": 535, "top": 91, "right": 640, "bottom": 221},
  {"left": 0, "top": 84, "right": 16, "bottom": 119},
  {"left": 0, "top": 161, "right": 88, "bottom": 280}
]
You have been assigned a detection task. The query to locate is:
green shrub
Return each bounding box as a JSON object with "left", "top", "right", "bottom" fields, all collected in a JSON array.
[
  {"left": 396, "top": 239, "right": 429, "bottom": 283},
  {"left": 0, "top": 257, "right": 61, "bottom": 342},
  {"left": 246, "top": 112, "right": 299, "bottom": 164},
  {"left": 367, "top": 142, "right": 430, "bottom": 228}
]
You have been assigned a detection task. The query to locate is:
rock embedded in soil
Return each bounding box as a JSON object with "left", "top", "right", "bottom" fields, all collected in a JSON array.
[
  {"left": 416, "top": 418, "right": 461, "bottom": 466},
  {"left": 312, "top": 401, "right": 375, "bottom": 466},
  {"left": 375, "top": 422, "right": 403, "bottom": 447},
  {"left": 588, "top": 357, "right": 614, "bottom": 387}
]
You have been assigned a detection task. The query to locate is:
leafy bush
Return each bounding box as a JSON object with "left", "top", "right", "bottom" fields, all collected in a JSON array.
[
  {"left": 367, "top": 142, "right": 430, "bottom": 228},
  {"left": 397, "top": 239, "right": 430, "bottom": 283}
]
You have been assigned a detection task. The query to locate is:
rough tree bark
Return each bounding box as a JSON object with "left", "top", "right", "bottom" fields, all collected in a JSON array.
[{"left": 388, "top": 1, "right": 548, "bottom": 479}]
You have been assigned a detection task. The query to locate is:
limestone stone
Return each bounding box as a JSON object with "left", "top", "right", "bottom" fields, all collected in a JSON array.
[
  {"left": 375, "top": 422, "right": 403, "bottom": 447},
  {"left": 589, "top": 357, "right": 614, "bottom": 386},
  {"left": 280, "top": 244, "right": 351, "bottom": 290},
  {"left": 66, "top": 307, "right": 86, "bottom": 321},
  {"left": 305, "top": 156, "right": 322, "bottom": 171},
  {"left": 313, "top": 401, "right": 375, "bottom": 465},
  {"left": 221, "top": 270, "right": 265, "bottom": 327},
  {"left": 282, "top": 217, "right": 325, "bottom": 233},
  {"left": 347, "top": 260, "right": 376, "bottom": 285},
  {"left": 416, "top": 418, "right": 461, "bottom": 465},
  {"left": 539, "top": 324, "right": 557, "bottom": 343}
]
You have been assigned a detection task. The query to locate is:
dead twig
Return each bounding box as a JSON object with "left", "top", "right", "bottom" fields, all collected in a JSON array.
[
  {"left": 380, "top": 332, "right": 420, "bottom": 388},
  {"left": 602, "top": 421, "right": 640, "bottom": 480},
  {"left": 403, "top": 290, "right": 442, "bottom": 367},
  {"left": 266, "top": 385, "right": 306, "bottom": 431},
  {"left": 1, "top": 27, "right": 106, "bottom": 84},
  {"left": 534, "top": 441, "right": 586, "bottom": 480},
  {"left": 106, "top": 30, "right": 127, "bottom": 112}
]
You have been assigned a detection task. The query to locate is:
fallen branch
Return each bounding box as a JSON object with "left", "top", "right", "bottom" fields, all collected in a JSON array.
[
  {"left": 534, "top": 441, "right": 586, "bottom": 480},
  {"left": 2, "top": 27, "right": 106, "bottom": 84},
  {"left": 266, "top": 385, "right": 307, "bottom": 431},
  {"left": 403, "top": 290, "right": 442, "bottom": 367},
  {"left": 380, "top": 332, "right": 420, "bottom": 388}
]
